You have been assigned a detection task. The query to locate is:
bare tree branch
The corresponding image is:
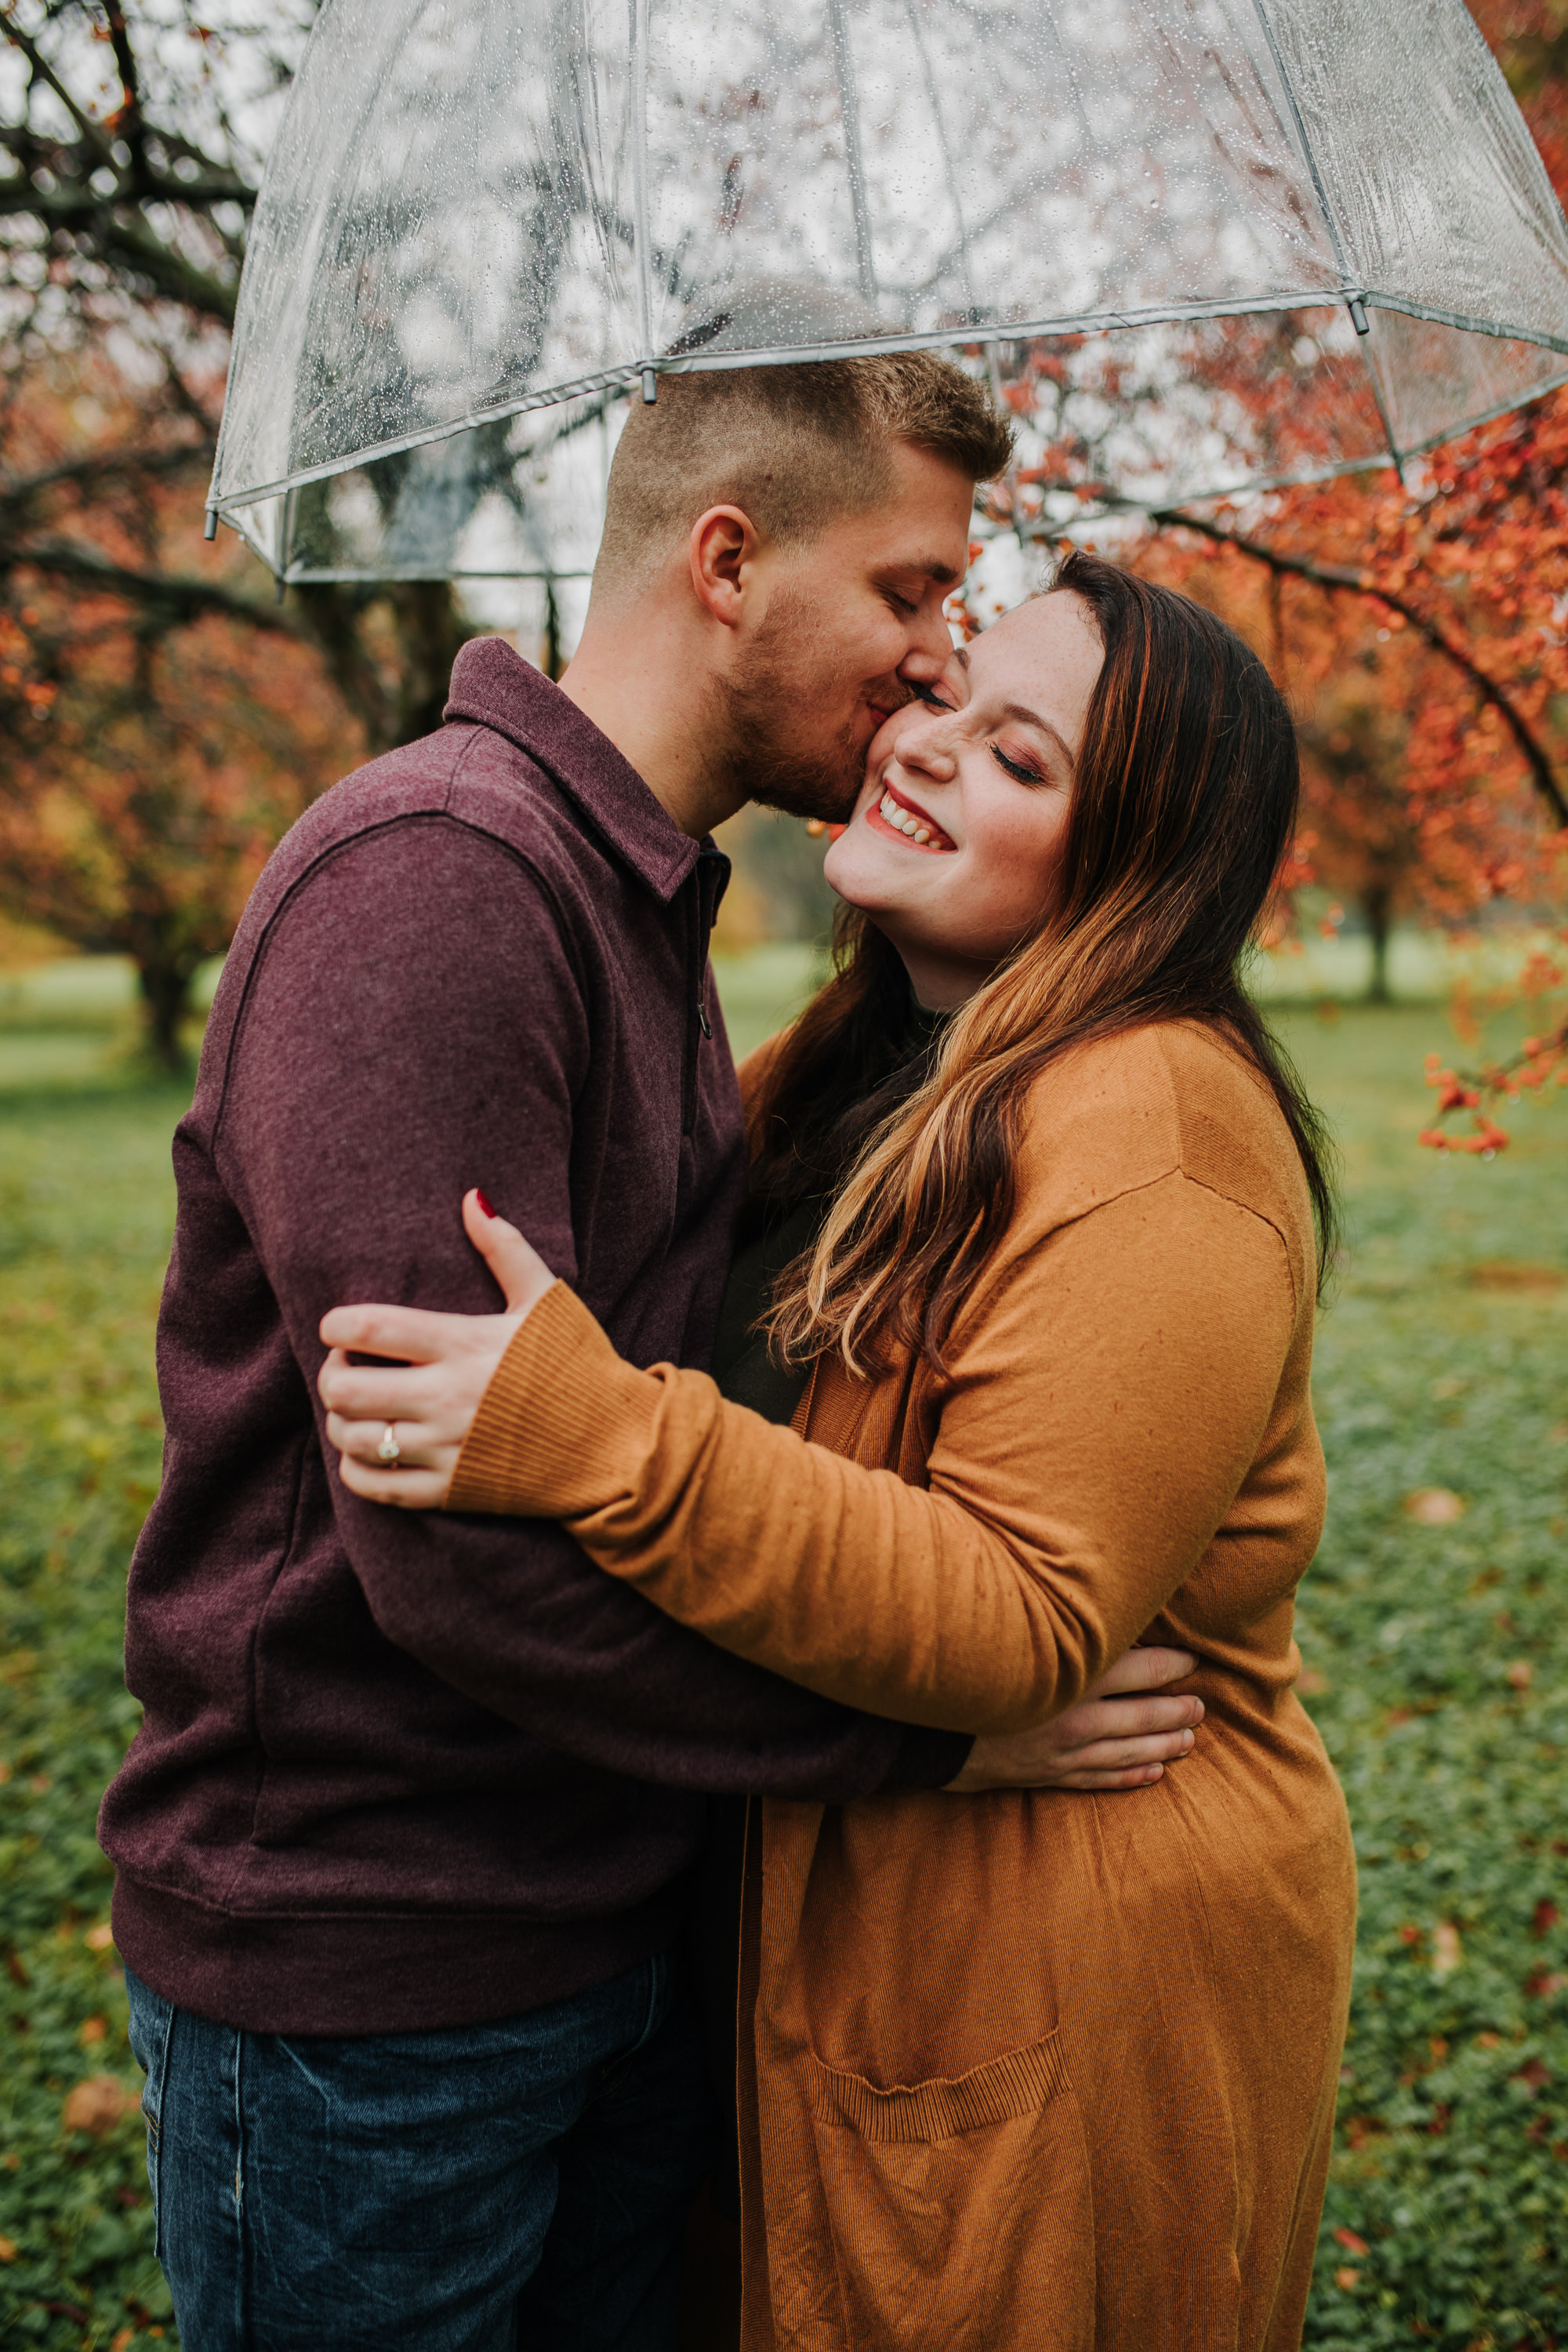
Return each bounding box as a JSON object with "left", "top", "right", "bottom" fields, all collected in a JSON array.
[
  {"left": 0, "top": 8, "right": 122, "bottom": 169},
  {"left": 7, "top": 536, "right": 298, "bottom": 633},
  {"left": 0, "top": 437, "right": 212, "bottom": 528},
  {"left": 102, "top": 1, "right": 150, "bottom": 188},
  {"left": 1148, "top": 507, "right": 1568, "bottom": 831}
]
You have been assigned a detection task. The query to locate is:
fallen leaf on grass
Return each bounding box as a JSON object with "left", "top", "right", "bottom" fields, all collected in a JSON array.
[
  {"left": 78, "top": 2014, "right": 107, "bottom": 2045},
  {"left": 62, "top": 2075, "right": 138, "bottom": 2136},
  {"left": 111, "top": 2329, "right": 135, "bottom": 2352},
  {"left": 1333, "top": 2227, "right": 1370, "bottom": 2255},
  {"left": 1334, "top": 2267, "right": 1360, "bottom": 2290},
  {"left": 0, "top": 2236, "right": 16, "bottom": 2262},
  {"left": 1466, "top": 1261, "right": 1564, "bottom": 1293},
  {"left": 1434, "top": 1922, "right": 1464, "bottom": 1975},
  {"left": 1507, "top": 1660, "right": 1534, "bottom": 1690},
  {"left": 1297, "top": 1665, "right": 1330, "bottom": 1696},
  {"left": 1403, "top": 1487, "right": 1466, "bottom": 1524},
  {"left": 84, "top": 1922, "right": 114, "bottom": 1952}
]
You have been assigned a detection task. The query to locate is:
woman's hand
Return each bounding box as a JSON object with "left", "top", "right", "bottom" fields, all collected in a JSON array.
[
  {"left": 944, "top": 1646, "right": 1205, "bottom": 1792},
  {"left": 318, "top": 1191, "right": 555, "bottom": 1508}
]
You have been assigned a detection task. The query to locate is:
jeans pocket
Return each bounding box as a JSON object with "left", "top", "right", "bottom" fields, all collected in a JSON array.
[{"left": 123, "top": 1969, "right": 174, "bottom": 2262}]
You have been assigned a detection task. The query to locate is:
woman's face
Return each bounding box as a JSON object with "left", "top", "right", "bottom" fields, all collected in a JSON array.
[{"left": 823, "top": 589, "right": 1105, "bottom": 1009}]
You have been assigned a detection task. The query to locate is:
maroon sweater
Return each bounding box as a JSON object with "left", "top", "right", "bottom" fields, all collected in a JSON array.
[{"left": 100, "top": 641, "right": 965, "bottom": 2035}]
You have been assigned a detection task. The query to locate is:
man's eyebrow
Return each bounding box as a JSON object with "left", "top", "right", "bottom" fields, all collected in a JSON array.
[{"left": 882, "top": 556, "right": 962, "bottom": 587}]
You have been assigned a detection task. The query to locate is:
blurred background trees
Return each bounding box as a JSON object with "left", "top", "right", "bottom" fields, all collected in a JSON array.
[
  {"left": 2, "top": 0, "right": 1566, "bottom": 1071},
  {"left": 0, "top": 0, "right": 468, "bottom": 1059}
]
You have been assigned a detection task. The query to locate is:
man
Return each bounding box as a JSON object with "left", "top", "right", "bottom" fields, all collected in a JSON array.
[{"left": 102, "top": 347, "right": 1201, "bottom": 2350}]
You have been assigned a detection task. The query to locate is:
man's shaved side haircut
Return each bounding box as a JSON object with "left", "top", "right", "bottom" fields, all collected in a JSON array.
[{"left": 595, "top": 352, "right": 1014, "bottom": 597}]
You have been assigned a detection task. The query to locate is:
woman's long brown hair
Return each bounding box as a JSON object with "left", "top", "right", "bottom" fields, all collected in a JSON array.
[{"left": 750, "top": 548, "right": 1339, "bottom": 1377}]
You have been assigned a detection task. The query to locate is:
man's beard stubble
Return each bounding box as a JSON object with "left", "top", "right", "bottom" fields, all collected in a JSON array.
[{"left": 708, "top": 585, "right": 905, "bottom": 826}]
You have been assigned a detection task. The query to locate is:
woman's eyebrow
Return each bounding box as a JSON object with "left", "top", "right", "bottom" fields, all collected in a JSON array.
[{"left": 995, "top": 701, "right": 1075, "bottom": 768}]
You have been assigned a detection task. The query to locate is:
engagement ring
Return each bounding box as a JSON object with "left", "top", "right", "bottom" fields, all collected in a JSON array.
[{"left": 376, "top": 1424, "right": 401, "bottom": 1465}]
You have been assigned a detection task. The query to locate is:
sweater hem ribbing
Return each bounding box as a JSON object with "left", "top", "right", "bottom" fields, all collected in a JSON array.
[{"left": 111, "top": 1870, "right": 684, "bottom": 2038}]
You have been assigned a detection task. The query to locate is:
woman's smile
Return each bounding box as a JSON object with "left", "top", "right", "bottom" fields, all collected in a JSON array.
[{"left": 867, "top": 776, "right": 956, "bottom": 852}]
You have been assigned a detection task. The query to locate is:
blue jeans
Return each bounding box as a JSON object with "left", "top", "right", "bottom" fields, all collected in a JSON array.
[{"left": 125, "top": 1951, "right": 713, "bottom": 2352}]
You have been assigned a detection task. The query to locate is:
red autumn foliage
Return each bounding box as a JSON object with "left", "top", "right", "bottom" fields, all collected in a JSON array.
[{"left": 968, "top": 1, "right": 1568, "bottom": 1147}]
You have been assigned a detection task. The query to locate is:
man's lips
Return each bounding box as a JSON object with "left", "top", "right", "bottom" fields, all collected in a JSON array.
[{"left": 866, "top": 775, "right": 956, "bottom": 854}]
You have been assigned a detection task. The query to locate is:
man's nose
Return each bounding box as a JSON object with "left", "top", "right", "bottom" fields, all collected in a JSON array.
[{"left": 898, "top": 633, "right": 953, "bottom": 689}]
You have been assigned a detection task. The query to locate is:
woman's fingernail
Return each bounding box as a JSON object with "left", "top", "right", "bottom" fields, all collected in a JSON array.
[{"left": 474, "top": 1190, "right": 496, "bottom": 1218}]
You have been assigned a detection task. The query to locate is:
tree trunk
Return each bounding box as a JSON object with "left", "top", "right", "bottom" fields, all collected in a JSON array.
[
  {"left": 292, "top": 579, "right": 473, "bottom": 756},
  {"left": 387, "top": 581, "right": 474, "bottom": 746},
  {"left": 137, "top": 958, "right": 197, "bottom": 1073},
  {"left": 1363, "top": 884, "right": 1394, "bottom": 1005}
]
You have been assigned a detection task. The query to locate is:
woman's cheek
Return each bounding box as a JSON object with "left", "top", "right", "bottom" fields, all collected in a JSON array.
[{"left": 960, "top": 818, "right": 1056, "bottom": 944}]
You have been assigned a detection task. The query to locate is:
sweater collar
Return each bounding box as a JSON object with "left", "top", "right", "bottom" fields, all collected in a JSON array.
[{"left": 443, "top": 636, "right": 703, "bottom": 904}]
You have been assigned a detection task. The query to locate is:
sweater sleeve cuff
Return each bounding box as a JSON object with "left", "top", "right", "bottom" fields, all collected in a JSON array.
[
  {"left": 883, "top": 1726, "right": 975, "bottom": 1791},
  {"left": 447, "top": 1280, "right": 666, "bottom": 1519}
]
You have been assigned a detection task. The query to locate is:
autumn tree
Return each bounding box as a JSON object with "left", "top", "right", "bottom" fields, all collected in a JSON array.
[
  {"left": 1, "top": 0, "right": 474, "bottom": 750},
  {"left": 0, "top": 362, "right": 363, "bottom": 1063},
  {"left": 0, "top": 0, "right": 488, "bottom": 1056}
]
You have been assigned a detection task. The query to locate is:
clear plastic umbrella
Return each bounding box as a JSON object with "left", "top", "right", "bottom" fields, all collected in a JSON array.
[{"left": 207, "top": 0, "right": 1568, "bottom": 593}]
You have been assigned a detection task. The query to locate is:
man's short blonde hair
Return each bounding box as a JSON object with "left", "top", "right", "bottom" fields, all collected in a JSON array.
[{"left": 594, "top": 351, "right": 1013, "bottom": 597}]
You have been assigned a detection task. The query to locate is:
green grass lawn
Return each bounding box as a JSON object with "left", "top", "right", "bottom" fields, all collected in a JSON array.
[{"left": 0, "top": 966, "right": 1564, "bottom": 2350}]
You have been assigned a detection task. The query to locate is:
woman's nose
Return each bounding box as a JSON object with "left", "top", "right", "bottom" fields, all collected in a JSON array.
[{"left": 897, "top": 724, "right": 957, "bottom": 783}]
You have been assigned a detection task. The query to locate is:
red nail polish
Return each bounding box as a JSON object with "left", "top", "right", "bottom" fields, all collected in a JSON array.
[{"left": 474, "top": 1189, "right": 496, "bottom": 1218}]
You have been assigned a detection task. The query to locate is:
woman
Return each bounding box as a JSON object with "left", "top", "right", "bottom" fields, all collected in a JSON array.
[{"left": 320, "top": 553, "right": 1356, "bottom": 2350}]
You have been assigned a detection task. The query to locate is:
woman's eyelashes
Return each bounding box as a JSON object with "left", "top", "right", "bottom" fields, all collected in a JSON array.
[{"left": 991, "top": 742, "right": 1048, "bottom": 784}]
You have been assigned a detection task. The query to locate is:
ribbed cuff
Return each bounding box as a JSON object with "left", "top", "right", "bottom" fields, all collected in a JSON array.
[{"left": 447, "top": 1282, "right": 665, "bottom": 1519}]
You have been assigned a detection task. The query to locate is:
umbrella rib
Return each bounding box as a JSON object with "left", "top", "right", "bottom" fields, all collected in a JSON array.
[
  {"left": 902, "top": 0, "right": 974, "bottom": 316},
  {"left": 827, "top": 0, "right": 878, "bottom": 308},
  {"left": 1247, "top": 0, "right": 1405, "bottom": 471},
  {"left": 630, "top": 0, "right": 655, "bottom": 392}
]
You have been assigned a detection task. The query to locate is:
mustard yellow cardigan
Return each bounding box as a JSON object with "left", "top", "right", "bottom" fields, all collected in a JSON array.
[{"left": 452, "top": 1021, "right": 1356, "bottom": 2352}]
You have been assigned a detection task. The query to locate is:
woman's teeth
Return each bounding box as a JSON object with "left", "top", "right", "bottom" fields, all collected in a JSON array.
[{"left": 880, "top": 790, "right": 935, "bottom": 844}]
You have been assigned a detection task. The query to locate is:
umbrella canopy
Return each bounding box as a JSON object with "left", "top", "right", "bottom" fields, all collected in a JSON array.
[{"left": 208, "top": 0, "right": 1568, "bottom": 586}]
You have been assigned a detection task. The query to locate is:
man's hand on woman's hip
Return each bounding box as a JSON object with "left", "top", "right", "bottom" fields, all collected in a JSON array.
[{"left": 946, "top": 1646, "right": 1203, "bottom": 1793}]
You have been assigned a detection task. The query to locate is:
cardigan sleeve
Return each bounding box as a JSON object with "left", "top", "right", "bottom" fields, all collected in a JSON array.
[{"left": 447, "top": 1163, "right": 1301, "bottom": 1735}]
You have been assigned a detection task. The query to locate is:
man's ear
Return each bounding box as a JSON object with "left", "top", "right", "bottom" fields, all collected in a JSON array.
[{"left": 689, "top": 504, "right": 761, "bottom": 631}]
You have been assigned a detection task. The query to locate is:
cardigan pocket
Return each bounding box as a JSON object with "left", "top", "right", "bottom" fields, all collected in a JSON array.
[{"left": 803, "top": 2030, "right": 1094, "bottom": 2351}]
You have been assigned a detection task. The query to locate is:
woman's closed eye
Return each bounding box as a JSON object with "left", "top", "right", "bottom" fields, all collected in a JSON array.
[{"left": 991, "top": 741, "right": 1050, "bottom": 784}]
